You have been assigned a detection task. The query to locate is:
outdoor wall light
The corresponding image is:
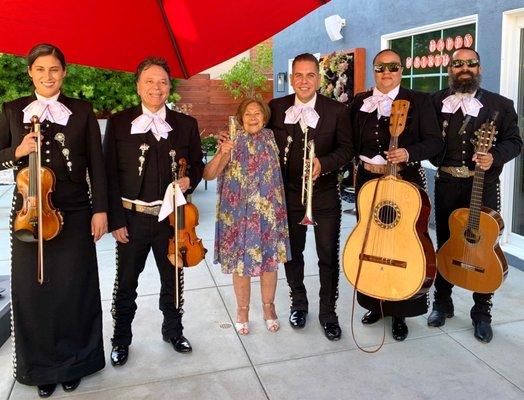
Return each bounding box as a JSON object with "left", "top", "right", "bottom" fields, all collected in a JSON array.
[
  {"left": 276, "top": 72, "right": 287, "bottom": 92},
  {"left": 325, "top": 14, "right": 346, "bottom": 41}
]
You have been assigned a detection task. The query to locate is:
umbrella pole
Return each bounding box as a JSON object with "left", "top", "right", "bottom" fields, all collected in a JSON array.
[{"left": 156, "top": 0, "right": 190, "bottom": 79}]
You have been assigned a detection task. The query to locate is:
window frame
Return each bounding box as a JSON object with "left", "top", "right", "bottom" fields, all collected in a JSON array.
[{"left": 381, "top": 15, "right": 478, "bottom": 93}]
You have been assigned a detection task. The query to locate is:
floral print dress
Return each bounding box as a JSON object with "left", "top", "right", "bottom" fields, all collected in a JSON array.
[{"left": 214, "top": 128, "right": 291, "bottom": 277}]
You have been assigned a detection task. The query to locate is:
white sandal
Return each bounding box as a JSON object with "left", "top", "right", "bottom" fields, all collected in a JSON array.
[
  {"left": 263, "top": 303, "right": 280, "bottom": 333},
  {"left": 235, "top": 306, "right": 250, "bottom": 335}
]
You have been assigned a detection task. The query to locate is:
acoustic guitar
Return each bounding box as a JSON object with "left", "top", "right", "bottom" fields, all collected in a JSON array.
[
  {"left": 343, "top": 100, "right": 434, "bottom": 301},
  {"left": 436, "top": 116, "right": 508, "bottom": 293}
]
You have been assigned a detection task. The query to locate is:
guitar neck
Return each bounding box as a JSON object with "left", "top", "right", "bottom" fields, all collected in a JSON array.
[
  {"left": 467, "top": 165, "right": 485, "bottom": 231},
  {"left": 385, "top": 136, "right": 399, "bottom": 177}
]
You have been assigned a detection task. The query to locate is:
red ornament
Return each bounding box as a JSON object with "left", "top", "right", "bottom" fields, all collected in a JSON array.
[
  {"left": 442, "top": 53, "right": 450, "bottom": 67},
  {"left": 421, "top": 56, "right": 428, "bottom": 68},
  {"left": 414, "top": 56, "right": 421, "bottom": 69},
  {"left": 464, "top": 33, "right": 474, "bottom": 48},
  {"left": 429, "top": 39, "right": 437, "bottom": 53},
  {"left": 455, "top": 36, "right": 463, "bottom": 49},
  {"left": 428, "top": 54, "right": 435, "bottom": 67},
  {"left": 446, "top": 37, "right": 454, "bottom": 51},
  {"left": 435, "top": 54, "right": 442, "bottom": 67},
  {"left": 405, "top": 57, "right": 413, "bottom": 69},
  {"left": 437, "top": 38, "right": 445, "bottom": 52}
]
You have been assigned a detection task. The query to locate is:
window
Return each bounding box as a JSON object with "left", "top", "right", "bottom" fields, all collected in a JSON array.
[{"left": 387, "top": 19, "right": 477, "bottom": 93}]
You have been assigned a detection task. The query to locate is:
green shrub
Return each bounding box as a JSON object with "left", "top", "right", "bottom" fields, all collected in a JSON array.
[
  {"left": 201, "top": 135, "right": 218, "bottom": 155},
  {"left": 220, "top": 44, "right": 272, "bottom": 100}
]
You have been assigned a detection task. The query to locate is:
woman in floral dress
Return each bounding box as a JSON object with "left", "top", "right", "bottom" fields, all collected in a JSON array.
[{"left": 203, "top": 98, "right": 290, "bottom": 335}]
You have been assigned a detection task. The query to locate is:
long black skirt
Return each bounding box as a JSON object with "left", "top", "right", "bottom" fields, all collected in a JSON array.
[
  {"left": 10, "top": 205, "right": 105, "bottom": 385},
  {"left": 354, "top": 164, "right": 430, "bottom": 318}
]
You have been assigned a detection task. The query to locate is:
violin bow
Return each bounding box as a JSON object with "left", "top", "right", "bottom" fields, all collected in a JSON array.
[
  {"left": 169, "top": 150, "right": 181, "bottom": 309},
  {"left": 31, "top": 116, "right": 45, "bottom": 285}
]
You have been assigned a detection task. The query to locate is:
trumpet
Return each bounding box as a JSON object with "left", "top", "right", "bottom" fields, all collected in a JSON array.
[{"left": 300, "top": 133, "right": 316, "bottom": 226}]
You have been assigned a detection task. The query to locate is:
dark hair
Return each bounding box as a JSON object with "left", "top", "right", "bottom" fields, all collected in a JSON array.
[
  {"left": 135, "top": 57, "right": 171, "bottom": 83},
  {"left": 292, "top": 53, "right": 320, "bottom": 72},
  {"left": 451, "top": 48, "right": 481, "bottom": 64},
  {"left": 372, "top": 49, "right": 401, "bottom": 65},
  {"left": 27, "top": 43, "right": 66, "bottom": 69},
  {"left": 236, "top": 98, "right": 271, "bottom": 126}
]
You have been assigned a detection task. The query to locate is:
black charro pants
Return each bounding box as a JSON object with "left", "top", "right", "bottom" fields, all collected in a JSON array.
[
  {"left": 284, "top": 187, "right": 341, "bottom": 325},
  {"left": 433, "top": 171, "right": 499, "bottom": 323},
  {"left": 111, "top": 210, "right": 183, "bottom": 346}
]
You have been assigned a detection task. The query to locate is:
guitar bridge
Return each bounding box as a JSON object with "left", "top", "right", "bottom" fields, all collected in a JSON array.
[
  {"left": 452, "top": 259, "right": 485, "bottom": 273},
  {"left": 360, "top": 254, "right": 407, "bottom": 268}
]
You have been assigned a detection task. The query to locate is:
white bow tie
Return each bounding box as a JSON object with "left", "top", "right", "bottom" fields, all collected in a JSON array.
[
  {"left": 23, "top": 99, "right": 72, "bottom": 126},
  {"left": 284, "top": 105, "right": 320, "bottom": 129},
  {"left": 131, "top": 113, "right": 172, "bottom": 141},
  {"left": 441, "top": 94, "right": 483, "bottom": 117},
  {"left": 360, "top": 94, "right": 393, "bottom": 118}
]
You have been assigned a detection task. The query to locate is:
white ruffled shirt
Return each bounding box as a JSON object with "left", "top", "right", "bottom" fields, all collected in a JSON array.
[
  {"left": 284, "top": 94, "right": 320, "bottom": 131},
  {"left": 441, "top": 91, "right": 483, "bottom": 117},
  {"left": 131, "top": 105, "right": 172, "bottom": 141},
  {"left": 22, "top": 92, "right": 72, "bottom": 126},
  {"left": 360, "top": 85, "right": 400, "bottom": 118}
]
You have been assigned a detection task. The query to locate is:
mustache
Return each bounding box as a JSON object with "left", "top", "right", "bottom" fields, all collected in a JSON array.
[{"left": 455, "top": 70, "right": 475, "bottom": 79}]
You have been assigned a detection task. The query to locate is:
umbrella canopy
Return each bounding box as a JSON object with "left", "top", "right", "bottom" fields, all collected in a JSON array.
[{"left": 0, "top": 0, "right": 329, "bottom": 78}]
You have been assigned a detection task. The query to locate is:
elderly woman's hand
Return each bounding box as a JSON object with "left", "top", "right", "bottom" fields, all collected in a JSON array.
[{"left": 217, "top": 130, "right": 235, "bottom": 156}]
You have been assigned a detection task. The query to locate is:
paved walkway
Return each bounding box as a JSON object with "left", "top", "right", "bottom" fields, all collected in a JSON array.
[{"left": 0, "top": 180, "right": 523, "bottom": 400}]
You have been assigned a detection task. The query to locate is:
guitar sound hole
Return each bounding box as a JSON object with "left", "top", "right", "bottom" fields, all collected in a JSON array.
[
  {"left": 373, "top": 201, "right": 401, "bottom": 229},
  {"left": 464, "top": 228, "right": 480, "bottom": 244}
]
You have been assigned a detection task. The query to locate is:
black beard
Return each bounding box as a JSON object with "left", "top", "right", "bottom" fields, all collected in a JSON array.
[{"left": 449, "top": 71, "right": 481, "bottom": 93}]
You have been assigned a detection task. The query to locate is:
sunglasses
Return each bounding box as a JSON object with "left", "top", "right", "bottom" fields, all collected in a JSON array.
[
  {"left": 373, "top": 62, "right": 402, "bottom": 73},
  {"left": 451, "top": 59, "right": 480, "bottom": 68}
]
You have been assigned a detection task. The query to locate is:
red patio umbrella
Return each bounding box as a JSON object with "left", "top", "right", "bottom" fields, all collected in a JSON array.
[{"left": 0, "top": 0, "right": 329, "bottom": 78}]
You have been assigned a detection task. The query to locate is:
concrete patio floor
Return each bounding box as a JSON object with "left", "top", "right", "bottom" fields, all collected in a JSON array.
[{"left": 0, "top": 180, "right": 522, "bottom": 400}]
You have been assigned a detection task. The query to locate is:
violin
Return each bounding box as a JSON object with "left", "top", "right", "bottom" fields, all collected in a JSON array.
[
  {"left": 14, "top": 116, "right": 63, "bottom": 284},
  {"left": 168, "top": 157, "right": 206, "bottom": 268}
]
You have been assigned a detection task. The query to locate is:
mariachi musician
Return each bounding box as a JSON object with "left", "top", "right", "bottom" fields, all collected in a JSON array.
[
  {"left": 268, "top": 53, "right": 353, "bottom": 341},
  {"left": 104, "top": 57, "right": 204, "bottom": 366},
  {"left": 428, "top": 48, "right": 522, "bottom": 343},
  {"left": 349, "top": 49, "right": 443, "bottom": 341},
  {"left": 0, "top": 43, "right": 107, "bottom": 397}
]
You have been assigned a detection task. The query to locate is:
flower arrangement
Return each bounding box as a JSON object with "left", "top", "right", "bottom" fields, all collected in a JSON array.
[{"left": 319, "top": 51, "right": 354, "bottom": 105}]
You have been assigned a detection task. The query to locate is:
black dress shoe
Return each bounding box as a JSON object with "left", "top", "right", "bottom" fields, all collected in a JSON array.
[
  {"left": 427, "top": 309, "right": 454, "bottom": 327},
  {"left": 473, "top": 320, "right": 493, "bottom": 343},
  {"left": 361, "top": 310, "right": 381, "bottom": 325},
  {"left": 289, "top": 310, "right": 307, "bottom": 329},
  {"left": 62, "top": 378, "right": 81, "bottom": 392},
  {"left": 323, "top": 322, "right": 342, "bottom": 341},
  {"left": 392, "top": 317, "right": 408, "bottom": 341},
  {"left": 164, "top": 335, "right": 192, "bottom": 353},
  {"left": 37, "top": 383, "right": 56, "bottom": 398},
  {"left": 110, "top": 344, "right": 129, "bottom": 366}
]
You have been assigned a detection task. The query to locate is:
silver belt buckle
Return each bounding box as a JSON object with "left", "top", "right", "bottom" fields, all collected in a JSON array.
[{"left": 451, "top": 166, "right": 471, "bottom": 178}]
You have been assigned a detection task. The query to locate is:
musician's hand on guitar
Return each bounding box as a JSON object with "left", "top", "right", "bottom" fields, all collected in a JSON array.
[
  {"left": 112, "top": 226, "right": 129, "bottom": 243},
  {"left": 91, "top": 212, "right": 108, "bottom": 243},
  {"left": 15, "top": 131, "right": 40, "bottom": 159},
  {"left": 176, "top": 176, "right": 190, "bottom": 192},
  {"left": 473, "top": 152, "right": 493, "bottom": 170},
  {"left": 312, "top": 157, "right": 321, "bottom": 181},
  {"left": 385, "top": 148, "right": 409, "bottom": 164}
]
